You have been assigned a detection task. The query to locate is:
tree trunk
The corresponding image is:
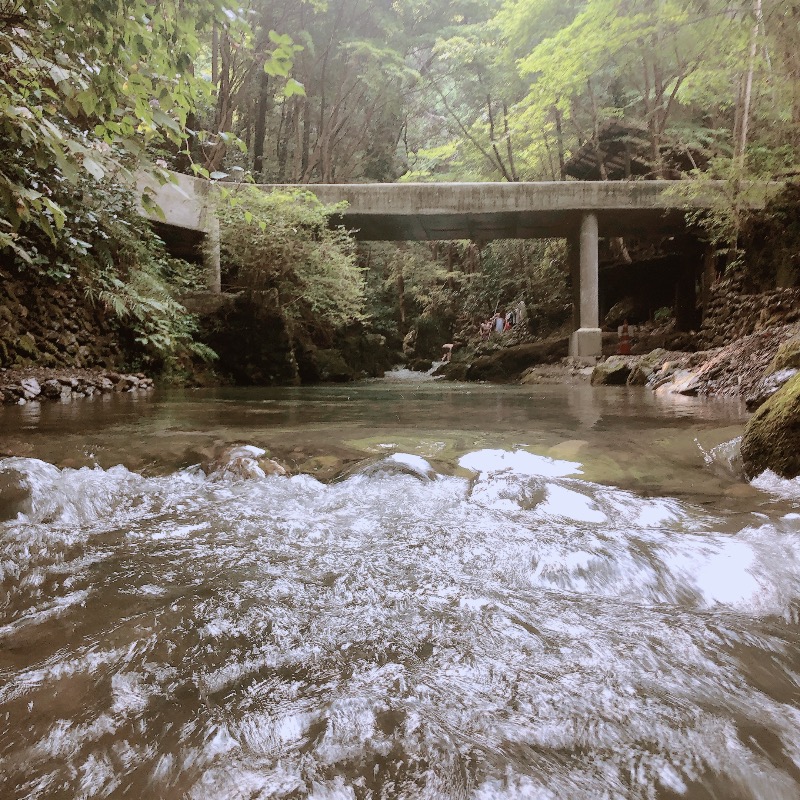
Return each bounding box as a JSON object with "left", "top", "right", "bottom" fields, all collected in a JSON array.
[
  {"left": 553, "top": 105, "right": 566, "bottom": 180},
  {"left": 735, "top": 0, "right": 761, "bottom": 167},
  {"left": 252, "top": 71, "right": 270, "bottom": 178}
]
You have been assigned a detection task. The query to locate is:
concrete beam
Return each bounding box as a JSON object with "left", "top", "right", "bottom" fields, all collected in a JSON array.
[
  {"left": 261, "top": 181, "right": 715, "bottom": 240},
  {"left": 138, "top": 171, "right": 771, "bottom": 243}
]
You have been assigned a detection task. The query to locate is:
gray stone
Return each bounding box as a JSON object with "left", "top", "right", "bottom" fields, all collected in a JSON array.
[
  {"left": 745, "top": 368, "right": 799, "bottom": 411},
  {"left": 41, "top": 379, "right": 62, "bottom": 399},
  {"left": 20, "top": 377, "right": 41, "bottom": 399},
  {"left": 627, "top": 348, "right": 668, "bottom": 386}
]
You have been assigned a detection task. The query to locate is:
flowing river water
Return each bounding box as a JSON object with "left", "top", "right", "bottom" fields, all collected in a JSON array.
[{"left": 1, "top": 374, "right": 800, "bottom": 799}]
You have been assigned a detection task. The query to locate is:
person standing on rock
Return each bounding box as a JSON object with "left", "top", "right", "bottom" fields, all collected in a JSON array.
[{"left": 494, "top": 313, "right": 505, "bottom": 335}]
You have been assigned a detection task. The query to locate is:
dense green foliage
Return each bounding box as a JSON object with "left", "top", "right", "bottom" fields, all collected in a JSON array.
[
  {"left": 0, "top": 0, "right": 239, "bottom": 366},
  {"left": 359, "top": 238, "right": 570, "bottom": 349},
  {"left": 217, "top": 186, "right": 364, "bottom": 337},
  {"left": 204, "top": 0, "right": 800, "bottom": 186}
]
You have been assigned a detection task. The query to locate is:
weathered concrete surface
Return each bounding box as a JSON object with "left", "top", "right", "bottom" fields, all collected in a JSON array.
[
  {"left": 302, "top": 181, "right": 706, "bottom": 240},
  {"left": 139, "top": 170, "right": 769, "bottom": 242},
  {"left": 137, "top": 171, "right": 212, "bottom": 232}
]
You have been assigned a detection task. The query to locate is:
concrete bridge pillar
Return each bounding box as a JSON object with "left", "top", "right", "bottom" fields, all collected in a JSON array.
[
  {"left": 569, "top": 212, "right": 602, "bottom": 360},
  {"left": 202, "top": 201, "right": 221, "bottom": 294},
  {"left": 205, "top": 215, "right": 221, "bottom": 294}
]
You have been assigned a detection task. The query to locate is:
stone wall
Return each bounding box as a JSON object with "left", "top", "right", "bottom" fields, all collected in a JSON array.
[
  {"left": 0, "top": 266, "right": 124, "bottom": 370},
  {"left": 700, "top": 279, "right": 800, "bottom": 348}
]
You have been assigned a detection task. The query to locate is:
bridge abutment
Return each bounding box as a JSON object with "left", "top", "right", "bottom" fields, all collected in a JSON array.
[{"left": 569, "top": 212, "right": 602, "bottom": 360}]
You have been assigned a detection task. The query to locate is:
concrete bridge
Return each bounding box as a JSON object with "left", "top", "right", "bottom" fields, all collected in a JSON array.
[{"left": 138, "top": 171, "right": 764, "bottom": 358}]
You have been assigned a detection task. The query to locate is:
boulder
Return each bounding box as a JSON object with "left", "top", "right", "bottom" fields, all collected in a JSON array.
[
  {"left": 434, "top": 361, "right": 468, "bottom": 381},
  {"left": 740, "top": 372, "right": 800, "bottom": 479},
  {"left": 331, "top": 321, "right": 396, "bottom": 378},
  {"left": 20, "top": 377, "right": 41, "bottom": 399},
  {"left": 15, "top": 332, "right": 38, "bottom": 358},
  {"left": 590, "top": 357, "right": 633, "bottom": 386},
  {"left": 604, "top": 296, "right": 646, "bottom": 329},
  {"left": 626, "top": 348, "right": 668, "bottom": 386},
  {"left": 41, "top": 379, "right": 63, "bottom": 399},
  {"left": 464, "top": 338, "right": 568, "bottom": 382},
  {"left": 311, "top": 349, "right": 355, "bottom": 382}
]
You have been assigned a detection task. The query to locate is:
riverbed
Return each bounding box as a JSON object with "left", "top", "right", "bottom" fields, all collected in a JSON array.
[{"left": 1, "top": 378, "right": 799, "bottom": 799}]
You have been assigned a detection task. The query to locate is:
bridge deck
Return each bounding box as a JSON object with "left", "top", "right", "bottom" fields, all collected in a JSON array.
[{"left": 139, "top": 173, "right": 764, "bottom": 242}]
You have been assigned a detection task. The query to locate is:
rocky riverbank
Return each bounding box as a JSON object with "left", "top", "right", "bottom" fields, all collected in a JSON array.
[
  {"left": 0, "top": 367, "right": 154, "bottom": 405},
  {"left": 588, "top": 323, "right": 800, "bottom": 406}
]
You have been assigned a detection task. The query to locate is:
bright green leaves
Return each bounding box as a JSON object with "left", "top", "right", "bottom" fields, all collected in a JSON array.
[
  {"left": 217, "top": 186, "right": 364, "bottom": 331},
  {"left": 264, "top": 29, "right": 305, "bottom": 86},
  {"left": 0, "top": 0, "right": 233, "bottom": 262},
  {"left": 284, "top": 79, "right": 306, "bottom": 98}
]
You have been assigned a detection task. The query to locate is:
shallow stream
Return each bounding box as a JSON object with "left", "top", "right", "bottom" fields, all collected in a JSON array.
[{"left": 1, "top": 377, "right": 799, "bottom": 799}]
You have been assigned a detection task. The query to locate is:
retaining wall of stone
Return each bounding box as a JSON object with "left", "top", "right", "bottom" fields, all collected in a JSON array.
[
  {"left": 700, "top": 280, "right": 800, "bottom": 348},
  {"left": 0, "top": 266, "right": 124, "bottom": 370}
]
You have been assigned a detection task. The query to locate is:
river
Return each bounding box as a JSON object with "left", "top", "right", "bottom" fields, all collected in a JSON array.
[{"left": 1, "top": 376, "right": 799, "bottom": 799}]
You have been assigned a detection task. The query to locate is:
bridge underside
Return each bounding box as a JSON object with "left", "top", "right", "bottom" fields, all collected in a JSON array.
[{"left": 332, "top": 208, "right": 688, "bottom": 241}]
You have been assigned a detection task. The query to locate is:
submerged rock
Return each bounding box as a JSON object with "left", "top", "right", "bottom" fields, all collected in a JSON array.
[
  {"left": 203, "top": 444, "right": 287, "bottom": 480},
  {"left": 741, "top": 372, "right": 800, "bottom": 479}
]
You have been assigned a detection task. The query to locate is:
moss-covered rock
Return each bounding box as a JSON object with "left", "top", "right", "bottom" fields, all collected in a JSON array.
[
  {"left": 199, "top": 292, "right": 299, "bottom": 385},
  {"left": 767, "top": 336, "right": 800, "bottom": 374},
  {"left": 15, "top": 332, "right": 39, "bottom": 359},
  {"left": 626, "top": 348, "right": 668, "bottom": 386},
  {"left": 332, "top": 321, "right": 395, "bottom": 377},
  {"left": 407, "top": 313, "right": 455, "bottom": 360},
  {"left": 312, "top": 349, "right": 355, "bottom": 382},
  {"left": 740, "top": 372, "right": 800, "bottom": 479},
  {"left": 465, "top": 338, "right": 568, "bottom": 382},
  {"left": 590, "top": 357, "right": 633, "bottom": 386}
]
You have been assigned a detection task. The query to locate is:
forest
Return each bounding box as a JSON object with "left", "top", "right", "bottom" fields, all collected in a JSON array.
[{"left": 1, "top": 0, "right": 799, "bottom": 375}]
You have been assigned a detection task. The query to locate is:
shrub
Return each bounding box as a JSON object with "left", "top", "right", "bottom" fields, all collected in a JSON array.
[{"left": 217, "top": 186, "right": 364, "bottom": 337}]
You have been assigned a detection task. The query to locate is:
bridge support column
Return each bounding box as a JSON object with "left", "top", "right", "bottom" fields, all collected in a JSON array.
[
  {"left": 202, "top": 201, "right": 221, "bottom": 294},
  {"left": 205, "top": 216, "right": 221, "bottom": 294},
  {"left": 569, "top": 212, "right": 602, "bottom": 360}
]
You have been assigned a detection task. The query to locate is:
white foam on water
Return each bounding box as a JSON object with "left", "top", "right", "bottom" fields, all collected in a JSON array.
[
  {"left": 387, "top": 453, "right": 434, "bottom": 474},
  {"left": 458, "top": 448, "right": 582, "bottom": 477},
  {"left": 538, "top": 484, "right": 607, "bottom": 523},
  {"left": 751, "top": 469, "right": 800, "bottom": 499}
]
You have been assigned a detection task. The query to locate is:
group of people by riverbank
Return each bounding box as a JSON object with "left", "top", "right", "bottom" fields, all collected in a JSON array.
[{"left": 479, "top": 309, "right": 518, "bottom": 340}]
